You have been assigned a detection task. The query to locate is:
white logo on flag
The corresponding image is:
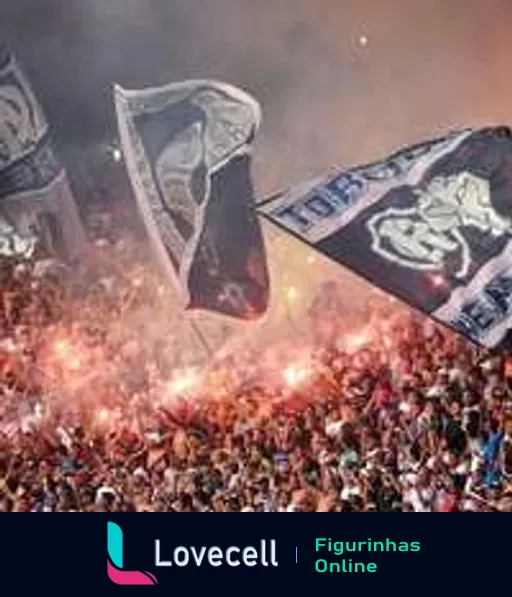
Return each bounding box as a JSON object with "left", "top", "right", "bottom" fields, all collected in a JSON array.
[
  {"left": 0, "top": 212, "right": 37, "bottom": 258},
  {"left": 367, "top": 172, "right": 510, "bottom": 278},
  {"left": 0, "top": 56, "right": 47, "bottom": 168}
]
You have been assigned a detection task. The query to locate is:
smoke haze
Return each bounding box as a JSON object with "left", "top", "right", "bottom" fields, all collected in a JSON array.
[
  {"left": 2, "top": 0, "right": 510, "bottom": 362},
  {"left": 2, "top": 0, "right": 512, "bottom": 195}
]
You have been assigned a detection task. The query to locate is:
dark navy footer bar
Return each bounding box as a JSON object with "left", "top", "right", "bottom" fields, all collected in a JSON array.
[{"left": 0, "top": 515, "right": 506, "bottom": 596}]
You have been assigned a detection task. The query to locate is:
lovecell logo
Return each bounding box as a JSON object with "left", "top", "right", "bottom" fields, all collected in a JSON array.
[{"left": 107, "top": 522, "right": 158, "bottom": 586}]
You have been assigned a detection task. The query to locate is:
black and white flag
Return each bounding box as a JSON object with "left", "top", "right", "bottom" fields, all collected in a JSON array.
[
  {"left": 259, "top": 127, "right": 512, "bottom": 350},
  {"left": 115, "top": 80, "right": 269, "bottom": 319},
  {"left": 0, "top": 49, "right": 85, "bottom": 261}
]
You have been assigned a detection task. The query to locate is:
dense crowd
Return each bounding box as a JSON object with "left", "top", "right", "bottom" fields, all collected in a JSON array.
[{"left": 0, "top": 207, "right": 512, "bottom": 513}]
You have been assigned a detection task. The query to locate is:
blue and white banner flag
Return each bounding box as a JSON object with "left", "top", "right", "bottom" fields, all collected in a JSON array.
[
  {"left": 115, "top": 80, "right": 269, "bottom": 319},
  {"left": 258, "top": 127, "right": 512, "bottom": 349},
  {"left": 0, "top": 50, "right": 85, "bottom": 261}
]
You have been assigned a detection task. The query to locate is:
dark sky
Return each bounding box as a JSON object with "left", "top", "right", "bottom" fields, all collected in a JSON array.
[{"left": 2, "top": 0, "right": 512, "bottom": 195}]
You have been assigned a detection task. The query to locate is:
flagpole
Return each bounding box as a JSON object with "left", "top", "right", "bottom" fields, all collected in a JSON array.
[{"left": 189, "top": 318, "right": 214, "bottom": 359}]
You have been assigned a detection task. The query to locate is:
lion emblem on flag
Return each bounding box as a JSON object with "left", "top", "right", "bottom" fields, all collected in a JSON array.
[{"left": 367, "top": 172, "right": 510, "bottom": 279}]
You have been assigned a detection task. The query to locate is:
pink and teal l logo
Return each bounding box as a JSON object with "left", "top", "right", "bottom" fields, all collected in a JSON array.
[{"left": 107, "top": 522, "right": 158, "bottom": 585}]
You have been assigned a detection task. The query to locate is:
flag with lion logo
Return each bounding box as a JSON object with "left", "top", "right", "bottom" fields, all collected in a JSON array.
[{"left": 259, "top": 127, "right": 512, "bottom": 350}]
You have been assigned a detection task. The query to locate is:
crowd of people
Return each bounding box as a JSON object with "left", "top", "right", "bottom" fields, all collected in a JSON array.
[{"left": 0, "top": 204, "right": 511, "bottom": 513}]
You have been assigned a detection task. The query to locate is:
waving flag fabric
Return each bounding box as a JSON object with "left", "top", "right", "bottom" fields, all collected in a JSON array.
[
  {"left": 115, "top": 80, "right": 269, "bottom": 320},
  {"left": 0, "top": 49, "right": 85, "bottom": 261},
  {"left": 258, "top": 127, "right": 512, "bottom": 349}
]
